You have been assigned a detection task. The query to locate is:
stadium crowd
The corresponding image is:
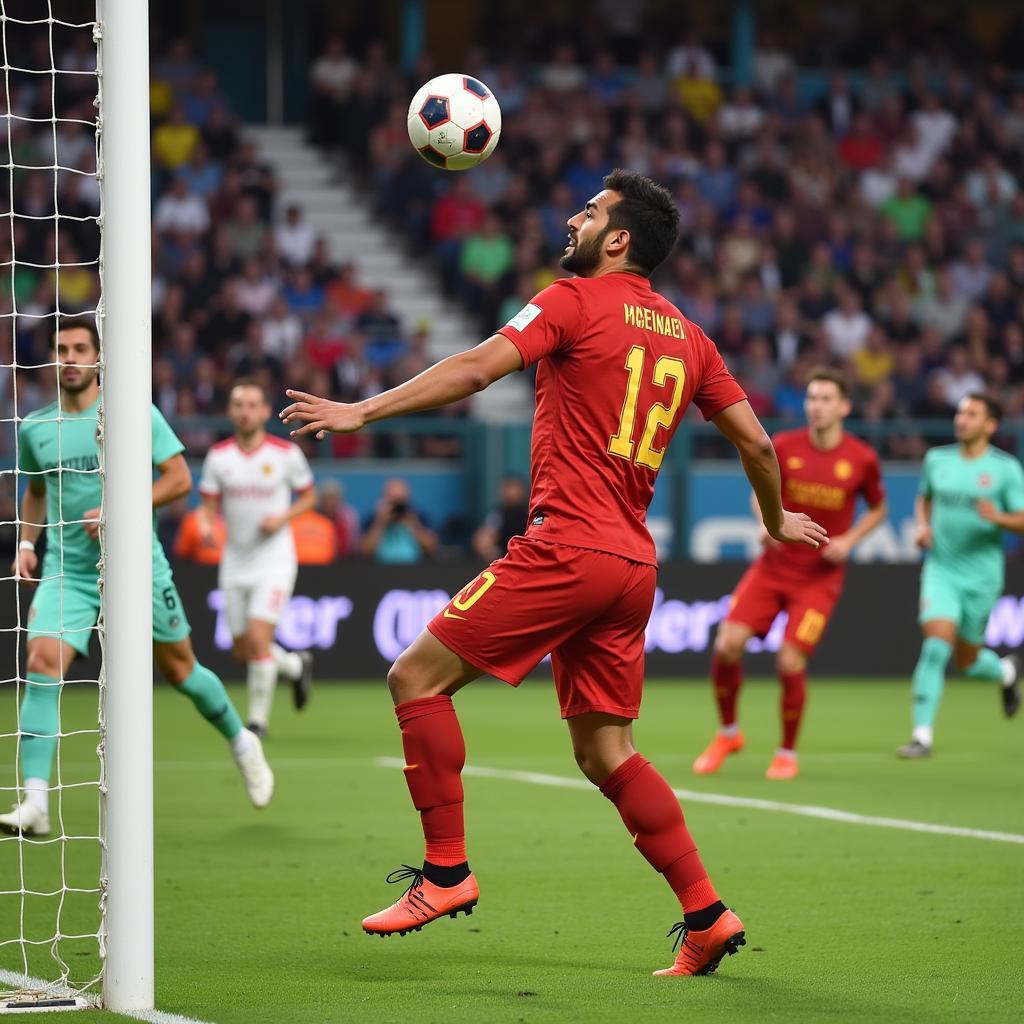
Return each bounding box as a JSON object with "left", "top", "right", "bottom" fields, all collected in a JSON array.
[{"left": 311, "top": 18, "right": 1024, "bottom": 455}]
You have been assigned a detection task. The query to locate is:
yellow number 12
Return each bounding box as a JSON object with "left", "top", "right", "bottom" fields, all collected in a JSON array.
[{"left": 608, "top": 345, "right": 686, "bottom": 471}]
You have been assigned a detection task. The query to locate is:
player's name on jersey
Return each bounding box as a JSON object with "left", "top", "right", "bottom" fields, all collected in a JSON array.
[
  {"left": 623, "top": 303, "right": 686, "bottom": 339},
  {"left": 784, "top": 478, "right": 846, "bottom": 511},
  {"left": 38, "top": 454, "right": 99, "bottom": 473}
]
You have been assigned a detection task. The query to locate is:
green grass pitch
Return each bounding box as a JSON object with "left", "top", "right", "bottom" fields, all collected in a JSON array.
[{"left": 2, "top": 676, "right": 1022, "bottom": 1023}]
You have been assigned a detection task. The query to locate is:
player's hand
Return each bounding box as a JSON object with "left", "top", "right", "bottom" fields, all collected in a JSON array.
[
  {"left": 976, "top": 499, "right": 1001, "bottom": 524},
  {"left": 259, "top": 514, "right": 288, "bottom": 535},
  {"left": 915, "top": 524, "right": 933, "bottom": 550},
  {"left": 768, "top": 510, "right": 829, "bottom": 549},
  {"left": 821, "top": 532, "right": 854, "bottom": 564},
  {"left": 83, "top": 507, "right": 101, "bottom": 541},
  {"left": 280, "top": 390, "right": 366, "bottom": 440},
  {"left": 12, "top": 549, "right": 38, "bottom": 582}
]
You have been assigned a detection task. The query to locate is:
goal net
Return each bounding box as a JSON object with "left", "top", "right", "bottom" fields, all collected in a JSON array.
[{"left": 0, "top": 1, "right": 104, "bottom": 1011}]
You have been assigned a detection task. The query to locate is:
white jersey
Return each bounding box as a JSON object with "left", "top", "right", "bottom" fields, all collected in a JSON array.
[{"left": 199, "top": 435, "right": 314, "bottom": 583}]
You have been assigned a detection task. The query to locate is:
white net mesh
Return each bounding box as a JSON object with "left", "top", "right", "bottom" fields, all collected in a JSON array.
[{"left": 0, "top": 0, "right": 103, "bottom": 1009}]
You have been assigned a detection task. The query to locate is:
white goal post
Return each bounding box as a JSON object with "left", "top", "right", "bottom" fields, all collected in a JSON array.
[
  {"left": 97, "top": 0, "right": 154, "bottom": 1012},
  {"left": 0, "top": 0, "right": 153, "bottom": 1012}
]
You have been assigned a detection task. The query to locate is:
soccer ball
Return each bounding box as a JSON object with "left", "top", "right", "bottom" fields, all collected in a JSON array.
[{"left": 407, "top": 73, "right": 501, "bottom": 171}]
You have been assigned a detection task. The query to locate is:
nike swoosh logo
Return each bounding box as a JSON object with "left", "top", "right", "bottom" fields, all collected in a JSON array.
[{"left": 443, "top": 609, "right": 466, "bottom": 620}]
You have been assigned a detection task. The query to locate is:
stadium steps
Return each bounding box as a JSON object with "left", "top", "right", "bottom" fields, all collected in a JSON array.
[{"left": 245, "top": 124, "right": 531, "bottom": 423}]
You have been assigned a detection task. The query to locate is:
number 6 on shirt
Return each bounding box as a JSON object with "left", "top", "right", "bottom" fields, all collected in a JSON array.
[{"left": 608, "top": 345, "right": 687, "bottom": 471}]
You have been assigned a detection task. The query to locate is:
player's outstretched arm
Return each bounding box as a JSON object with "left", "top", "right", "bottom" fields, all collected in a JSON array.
[
  {"left": 281, "top": 335, "right": 523, "bottom": 440},
  {"left": 711, "top": 399, "right": 828, "bottom": 549}
]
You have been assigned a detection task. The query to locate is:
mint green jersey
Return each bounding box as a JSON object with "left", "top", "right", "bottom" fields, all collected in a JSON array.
[
  {"left": 17, "top": 397, "right": 185, "bottom": 578},
  {"left": 919, "top": 443, "right": 1024, "bottom": 590}
]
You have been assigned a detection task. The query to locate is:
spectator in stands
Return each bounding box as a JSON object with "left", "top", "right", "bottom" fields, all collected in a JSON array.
[
  {"left": 935, "top": 346, "right": 985, "bottom": 407},
  {"left": 471, "top": 475, "right": 529, "bottom": 561},
  {"left": 822, "top": 284, "right": 872, "bottom": 360},
  {"left": 152, "top": 104, "right": 199, "bottom": 172},
  {"left": 154, "top": 176, "right": 210, "bottom": 237},
  {"left": 309, "top": 38, "right": 360, "bottom": 147},
  {"left": 459, "top": 213, "right": 514, "bottom": 321},
  {"left": 275, "top": 205, "right": 318, "bottom": 267},
  {"left": 224, "top": 195, "right": 269, "bottom": 262},
  {"left": 361, "top": 478, "right": 438, "bottom": 565},
  {"left": 261, "top": 297, "right": 303, "bottom": 363},
  {"left": 290, "top": 506, "right": 339, "bottom": 564},
  {"left": 173, "top": 503, "right": 225, "bottom": 565},
  {"left": 317, "top": 479, "right": 361, "bottom": 557}
]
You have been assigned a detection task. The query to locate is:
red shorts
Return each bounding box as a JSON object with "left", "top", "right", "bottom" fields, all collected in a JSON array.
[
  {"left": 726, "top": 558, "right": 843, "bottom": 654},
  {"left": 428, "top": 536, "right": 656, "bottom": 719}
]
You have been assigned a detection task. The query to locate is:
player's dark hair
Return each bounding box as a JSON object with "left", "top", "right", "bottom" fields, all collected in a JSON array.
[
  {"left": 55, "top": 316, "right": 100, "bottom": 354},
  {"left": 806, "top": 365, "right": 850, "bottom": 399},
  {"left": 230, "top": 377, "right": 269, "bottom": 402},
  {"left": 966, "top": 392, "right": 1002, "bottom": 422},
  {"left": 602, "top": 169, "right": 679, "bottom": 276}
]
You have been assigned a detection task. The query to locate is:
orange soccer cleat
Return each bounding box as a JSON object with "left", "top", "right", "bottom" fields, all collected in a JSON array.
[
  {"left": 653, "top": 909, "right": 746, "bottom": 977},
  {"left": 362, "top": 865, "right": 479, "bottom": 937},
  {"left": 765, "top": 751, "right": 798, "bottom": 780},
  {"left": 692, "top": 730, "right": 745, "bottom": 775}
]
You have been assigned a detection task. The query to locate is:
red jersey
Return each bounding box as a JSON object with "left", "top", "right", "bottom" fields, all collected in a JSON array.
[
  {"left": 763, "top": 429, "right": 885, "bottom": 577},
  {"left": 497, "top": 273, "right": 746, "bottom": 566}
]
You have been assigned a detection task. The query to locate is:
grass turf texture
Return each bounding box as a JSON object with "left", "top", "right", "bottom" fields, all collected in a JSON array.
[{"left": 2, "top": 677, "right": 1022, "bottom": 1023}]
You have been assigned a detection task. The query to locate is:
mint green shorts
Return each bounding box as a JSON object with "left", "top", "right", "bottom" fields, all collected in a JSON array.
[
  {"left": 918, "top": 562, "right": 1000, "bottom": 646},
  {"left": 27, "top": 570, "right": 191, "bottom": 656}
]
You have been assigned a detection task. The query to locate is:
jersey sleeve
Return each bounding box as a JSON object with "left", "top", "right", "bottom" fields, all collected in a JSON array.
[
  {"left": 287, "top": 444, "right": 315, "bottom": 492},
  {"left": 1002, "top": 458, "right": 1024, "bottom": 513},
  {"left": 198, "top": 450, "right": 220, "bottom": 498},
  {"left": 496, "top": 280, "right": 584, "bottom": 368},
  {"left": 859, "top": 450, "right": 886, "bottom": 506},
  {"left": 17, "top": 424, "right": 40, "bottom": 476},
  {"left": 150, "top": 405, "right": 186, "bottom": 466},
  {"left": 692, "top": 332, "right": 747, "bottom": 420},
  {"left": 918, "top": 450, "right": 935, "bottom": 498}
]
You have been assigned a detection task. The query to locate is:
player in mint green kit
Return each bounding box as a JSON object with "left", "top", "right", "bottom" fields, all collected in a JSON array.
[
  {"left": 899, "top": 393, "right": 1024, "bottom": 758},
  {"left": 0, "top": 318, "right": 274, "bottom": 837}
]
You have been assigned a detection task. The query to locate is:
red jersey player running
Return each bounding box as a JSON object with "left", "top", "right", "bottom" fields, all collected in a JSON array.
[
  {"left": 694, "top": 368, "right": 886, "bottom": 781},
  {"left": 281, "top": 171, "right": 826, "bottom": 977}
]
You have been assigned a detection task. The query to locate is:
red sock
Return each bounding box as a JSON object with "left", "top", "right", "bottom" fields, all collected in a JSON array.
[
  {"left": 779, "top": 669, "right": 807, "bottom": 750},
  {"left": 600, "top": 753, "right": 719, "bottom": 913},
  {"left": 711, "top": 654, "right": 743, "bottom": 727},
  {"left": 394, "top": 695, "right": 467, "bottom": 866}
]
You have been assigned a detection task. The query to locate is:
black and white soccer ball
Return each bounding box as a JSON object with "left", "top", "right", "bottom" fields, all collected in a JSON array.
[{"left": 407, "top": 73, "right": 501, "bottom": 171}]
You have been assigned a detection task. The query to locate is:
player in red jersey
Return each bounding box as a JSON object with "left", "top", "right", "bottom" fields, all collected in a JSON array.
[
  {"left": 694, "top": 368, "right": 887, "bottom": 781},
  {"left": 281, "top": 170, "right": 826, "bottom": 977}
]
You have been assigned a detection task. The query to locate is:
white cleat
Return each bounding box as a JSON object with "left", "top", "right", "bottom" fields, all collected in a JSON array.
[
  {"left": 0, "top": 800, "right": 50, "bottom": 836},
  {"left": 234, "top": 730, "right": 274, "bottom": 808}
]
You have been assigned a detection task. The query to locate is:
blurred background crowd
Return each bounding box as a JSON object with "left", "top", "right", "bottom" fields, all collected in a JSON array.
[{"left": 3, "top": 2, "right": 1024, "bottom": 561}]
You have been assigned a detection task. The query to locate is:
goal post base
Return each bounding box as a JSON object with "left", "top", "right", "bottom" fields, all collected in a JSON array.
[{"left": 0, "top": 993, "right": 93, "bottom": 1014}]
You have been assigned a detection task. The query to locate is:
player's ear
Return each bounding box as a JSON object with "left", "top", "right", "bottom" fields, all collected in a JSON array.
[{"left": 606, "top": 227, "right": 630, "bottom": 258}]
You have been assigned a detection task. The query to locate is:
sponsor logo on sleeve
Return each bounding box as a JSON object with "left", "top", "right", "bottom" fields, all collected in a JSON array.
[{"left": 506, "top": 303, "right": 542, "bottom": 332}]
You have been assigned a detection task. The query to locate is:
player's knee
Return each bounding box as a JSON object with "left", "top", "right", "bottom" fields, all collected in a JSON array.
[
  {"left": 246, "top": 632, "right": 270, "bottom": 660},
  {"left": 156, "top": 646, "right": 194, "bottom": 686},
  {"left": 26, "top": 646, "right": 60, "bottom": 678},
  {"left": 231, "top": 638, "right": 248, "bottom": 663},
  {"left": 387, "top": 656, "right": 432, "bottom": 704},
  {"left": 953, "top": 649, "right": 976, "bottom": 672},
  {"left": 572, "top": 745, "right": 601, "bottom": 784},
  {"left": 777, "top": 645, "right": 806, "bottom": 676},
  {"left": 713, "top": 630, "right": 744, "bottom": 664}
]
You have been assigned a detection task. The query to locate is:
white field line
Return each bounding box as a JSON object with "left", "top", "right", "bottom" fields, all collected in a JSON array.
[
  {"left": 376, "top": 757, "right": 1024, "bottom": 845},
  {"left": 0, "top": 969, "right": 215, "bottom": 1023}
]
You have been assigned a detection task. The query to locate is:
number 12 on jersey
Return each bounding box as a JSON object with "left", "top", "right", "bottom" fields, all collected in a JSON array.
[{"left": 608, "top": 345, "right": 686, "bottom": 471}]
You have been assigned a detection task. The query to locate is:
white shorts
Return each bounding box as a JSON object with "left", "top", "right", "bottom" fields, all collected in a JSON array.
[{"left": 222, "top": 568, "right": 297, "bottom": 638}]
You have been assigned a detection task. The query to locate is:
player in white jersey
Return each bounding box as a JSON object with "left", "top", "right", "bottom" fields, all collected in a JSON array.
[{"left": 198, "top": 379, "right": 318, "bottom": 736}]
